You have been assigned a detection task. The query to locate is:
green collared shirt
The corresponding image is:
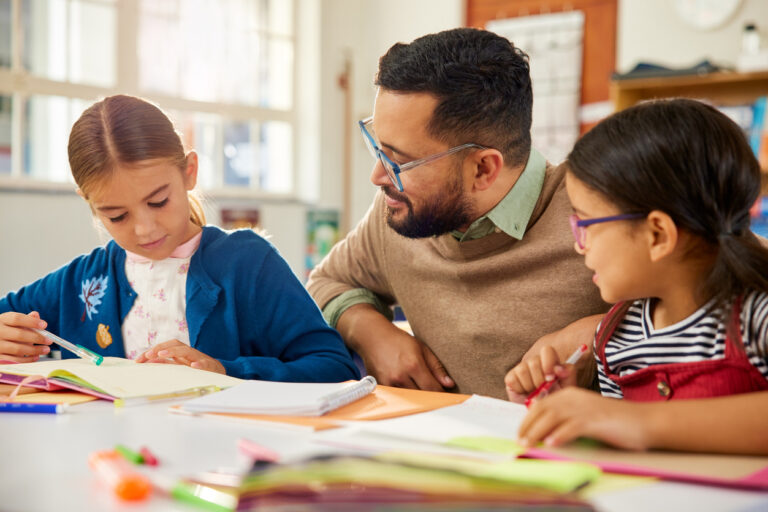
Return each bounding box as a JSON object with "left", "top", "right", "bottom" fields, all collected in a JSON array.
[
  {"left": 322, "top": 148, "right": 547, "bottom": 327},
  {"left": 450, "top": 147, "right": 546, "bottom": 241}
]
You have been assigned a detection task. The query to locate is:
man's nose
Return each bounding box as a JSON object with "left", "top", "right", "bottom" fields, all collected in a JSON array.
[{"left": 369, "top": 158, "right": 391, "bottom": 187}]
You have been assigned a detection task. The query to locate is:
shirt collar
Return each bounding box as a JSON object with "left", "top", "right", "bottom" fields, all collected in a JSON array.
[
  {"left": 125, "top": 231, "right": 203, "bottom": 263},
  {"left": 452, "top": 147, "right": 547, "bottom": 242}
]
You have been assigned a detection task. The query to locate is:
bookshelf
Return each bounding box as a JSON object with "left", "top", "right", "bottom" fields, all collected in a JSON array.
[
  {"left": 610, "top": 70, "right": 768, "bottom": 111},
  {"left": 611, "top": 71, "right": 768, "bottom": 189}
]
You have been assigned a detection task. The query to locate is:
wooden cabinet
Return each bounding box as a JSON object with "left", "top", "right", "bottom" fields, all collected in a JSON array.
[{"left": 610, "top": 70, "right": 768, "bottom": 111}]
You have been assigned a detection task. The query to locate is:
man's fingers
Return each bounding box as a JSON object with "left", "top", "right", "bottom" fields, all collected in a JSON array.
[{"left": 422, "top": 344, "right": 454, "bottom": 388}]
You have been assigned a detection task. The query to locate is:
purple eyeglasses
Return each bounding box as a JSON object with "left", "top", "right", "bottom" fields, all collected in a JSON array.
[{"left": 569, "top": 213, "right": 646, "bottom": 249}]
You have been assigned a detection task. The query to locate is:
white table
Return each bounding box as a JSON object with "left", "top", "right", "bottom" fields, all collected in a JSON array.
[{"left": 1, "top": 400, "right": 767, "bottom": 512}]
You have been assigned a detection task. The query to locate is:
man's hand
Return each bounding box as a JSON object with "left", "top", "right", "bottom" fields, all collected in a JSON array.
[
  {"left": 337, "top": 304, "right": 454, "bottom": 391},
  {"left": 136, "top": 339, "right": 226, "bottom": 374}
]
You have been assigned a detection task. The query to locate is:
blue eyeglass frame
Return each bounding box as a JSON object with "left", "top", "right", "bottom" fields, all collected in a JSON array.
[
  {"left": 358, "top": 116, "right": 487, "bottom": 192},
  {"left": 569, "top": 213, "right": 646, "bottom": 249}
]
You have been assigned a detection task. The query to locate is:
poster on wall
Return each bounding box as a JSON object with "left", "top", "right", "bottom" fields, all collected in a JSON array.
[
  {"left": 220, "top": 207, "right": 261, "bottom": 230},
  {"left": 306, "top": 209, "right": 340, "bottom": 279}
]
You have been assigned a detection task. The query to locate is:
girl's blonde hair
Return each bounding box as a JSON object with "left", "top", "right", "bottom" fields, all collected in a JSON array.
[{"left": 68, "top": 94, "right": 205, "bottom": 226}]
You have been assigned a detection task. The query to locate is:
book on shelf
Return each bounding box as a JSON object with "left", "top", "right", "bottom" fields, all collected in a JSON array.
[{"left": 0, "top": 357, "right": 242, "bottom": 400}]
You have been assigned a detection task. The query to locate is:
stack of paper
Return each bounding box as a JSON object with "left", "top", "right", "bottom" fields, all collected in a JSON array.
[
  {"left": 182, "top": 376, "right": 377, "bottom": 416},
  {"left": 232, "top": 454, "right": 597, "bottom": 509}
]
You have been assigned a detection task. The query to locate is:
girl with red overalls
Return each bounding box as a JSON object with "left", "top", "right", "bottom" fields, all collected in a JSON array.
[{"left": 515, "top": 98, "right": 768, "bottom": 455}]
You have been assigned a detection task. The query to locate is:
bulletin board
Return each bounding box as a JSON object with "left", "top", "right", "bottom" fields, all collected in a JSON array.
[
  {"left": 488, "top": 11, "right": 584, "bottom": 164},
  {"left": 466, "top": 0, "right": 617, "bottom": 136}
]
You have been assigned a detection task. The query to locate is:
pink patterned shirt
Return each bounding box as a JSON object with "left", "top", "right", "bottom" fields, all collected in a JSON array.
[{"left": 122, "top": 232, "right": 202, "bottom": 360}]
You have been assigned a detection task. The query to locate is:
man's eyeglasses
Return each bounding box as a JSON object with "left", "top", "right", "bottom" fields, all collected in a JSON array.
[
  {"left": 358, "top": 117, "right": 486, "bottom": 192},
  {"left": 569, "top": 213, "right": 646, "bottom": 249}
]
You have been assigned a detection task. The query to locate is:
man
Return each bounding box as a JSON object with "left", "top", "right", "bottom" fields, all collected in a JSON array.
[{"left": 307, "top": 28, "right": 606, "bottom": 399}]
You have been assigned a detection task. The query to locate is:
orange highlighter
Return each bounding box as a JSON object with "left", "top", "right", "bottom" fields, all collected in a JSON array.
[{"left": 88, "top": 450, "right": 152, "bottom": 501}]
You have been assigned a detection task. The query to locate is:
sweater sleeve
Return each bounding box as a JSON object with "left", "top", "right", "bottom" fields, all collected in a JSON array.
[
  {"left": 218, "top": 248, "right": 360, "bottom": 382},
  {"left": 306, "top": 191, "right": 395, "bottom": 310}
]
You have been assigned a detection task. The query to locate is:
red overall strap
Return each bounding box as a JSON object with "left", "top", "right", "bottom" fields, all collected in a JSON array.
[{"left": 595, "top": 301, "right": 632, "bottom": 374}]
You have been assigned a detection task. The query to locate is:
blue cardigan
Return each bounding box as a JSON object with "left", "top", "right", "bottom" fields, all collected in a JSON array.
[{"left": 0, "top": 226, "right": 359, "bottom": 382}]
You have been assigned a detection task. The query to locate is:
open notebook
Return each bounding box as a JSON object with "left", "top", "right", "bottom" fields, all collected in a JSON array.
[{"left": 0, "top": 357, "right": 242, "bottom": 400}]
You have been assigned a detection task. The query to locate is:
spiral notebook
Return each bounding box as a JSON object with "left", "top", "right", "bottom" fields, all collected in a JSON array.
[{"left": 181, "top": 376, "right": 377, "bottom": 416}]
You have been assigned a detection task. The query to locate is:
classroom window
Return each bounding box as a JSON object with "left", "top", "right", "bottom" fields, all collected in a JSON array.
[
  {"left": 0, "top": 95, "right": 9, "bottom": 174},
  {"left": 23, "top": 95, "right": 88, "bottom": 181},
  {"left": 0, "top": 1, "right": 10, "bottom": 68},
  {"left": 23, "top": 0, "right": 116, "bottom": 87},
  {"left": 0, "top": 0, "right": 298, "bottom": 195}
]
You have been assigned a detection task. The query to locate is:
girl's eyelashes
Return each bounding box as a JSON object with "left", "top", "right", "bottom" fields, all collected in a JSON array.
[
  {"left": 104, "top": 198, "right": 167, "bottom": 222},
  {"left": 148, "top": 198, "right": 169, "bottom": 208},
  {"left": 108, "top": 212, "right": 127, "bottom": 223}
]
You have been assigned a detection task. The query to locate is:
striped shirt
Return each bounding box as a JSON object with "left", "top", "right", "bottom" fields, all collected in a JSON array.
[{"left": 596, "top": 290, "right": 768, "bottom": 398}]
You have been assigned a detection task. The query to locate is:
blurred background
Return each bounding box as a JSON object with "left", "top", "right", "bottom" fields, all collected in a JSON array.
[{"left": 0, "top": 0, "right": 767, "bottom": 293}]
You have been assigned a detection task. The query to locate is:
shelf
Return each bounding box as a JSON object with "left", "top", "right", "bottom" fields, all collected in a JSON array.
[{"left": 610, "top": 70, "right": 768, "bottom": 111}]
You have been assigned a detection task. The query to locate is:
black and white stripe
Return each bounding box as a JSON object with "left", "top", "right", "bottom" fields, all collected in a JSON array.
[{"left": 595, "top": 290, "right": 768, "bottom": 398}]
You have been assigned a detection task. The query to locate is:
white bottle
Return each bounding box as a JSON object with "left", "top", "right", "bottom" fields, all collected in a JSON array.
[{"left": 743, "top": 23, "right": 761, "bottom": 55}]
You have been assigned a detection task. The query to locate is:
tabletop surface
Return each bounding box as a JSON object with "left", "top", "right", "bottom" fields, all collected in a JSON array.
[{"left": 1, "top": 399, "right": 767, "bottom": 512}]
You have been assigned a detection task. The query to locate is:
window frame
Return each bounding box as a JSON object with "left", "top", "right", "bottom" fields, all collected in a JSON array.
[{"left": 0, "top": 0, "right": 300, "bottom": 199}]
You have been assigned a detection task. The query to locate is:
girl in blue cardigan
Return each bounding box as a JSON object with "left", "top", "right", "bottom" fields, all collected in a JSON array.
[{"left": 0, "top": 95, "right": 359, "bottom": 382}]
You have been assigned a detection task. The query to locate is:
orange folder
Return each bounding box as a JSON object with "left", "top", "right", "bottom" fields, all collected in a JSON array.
[{"left": 175, "top": 384, "right": 470, "bottom": 431}]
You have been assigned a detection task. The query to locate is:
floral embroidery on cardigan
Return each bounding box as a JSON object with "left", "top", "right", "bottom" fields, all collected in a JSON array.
[{"left": 79, "top": 275, "right": 109, "bottom": 322}]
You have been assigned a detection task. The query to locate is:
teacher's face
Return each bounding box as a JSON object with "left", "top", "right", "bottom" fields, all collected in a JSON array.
[{"left": 368, "top": 89, "right": 476, "bottom": 238}]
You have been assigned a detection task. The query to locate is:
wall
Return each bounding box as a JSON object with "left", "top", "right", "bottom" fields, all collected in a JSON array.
[
  {"left": 617, "top": 0, "right": 768, "bottom": 72},
  {"left": 0, "top": 189, "right": 311, "bottom": 292},
  {"left": 318, "top": 0, "right": 464, "bottom": 229}
]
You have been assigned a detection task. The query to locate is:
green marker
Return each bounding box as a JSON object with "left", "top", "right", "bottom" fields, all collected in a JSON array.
[
  {"left": 115, "top": 444, "right": 144, "bottom": 465},
  {"left": 171, "top": 481, "right": 238, "bottom": 512}
]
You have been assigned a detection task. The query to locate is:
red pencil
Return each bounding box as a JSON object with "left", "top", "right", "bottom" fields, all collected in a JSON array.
[{"left": 525, "top": 344, "right": 588, "bottom": 407}]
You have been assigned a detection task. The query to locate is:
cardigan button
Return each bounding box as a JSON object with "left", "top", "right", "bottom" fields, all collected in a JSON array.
[{"left": 657, "top": 380, "right": 671, "bottom": 397}]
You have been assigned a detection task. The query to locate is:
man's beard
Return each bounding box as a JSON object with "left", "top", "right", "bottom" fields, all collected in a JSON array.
[{"left": 383, "top": 172, "right": 473, "bottom": 238}]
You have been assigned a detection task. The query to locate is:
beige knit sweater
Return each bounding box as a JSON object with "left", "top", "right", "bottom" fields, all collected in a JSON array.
[{"left": 308, "top": 163, "right": 607, "bottom": 399}]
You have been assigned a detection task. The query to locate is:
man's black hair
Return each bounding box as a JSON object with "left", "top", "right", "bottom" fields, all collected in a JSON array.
[{"left": 376, "top": 27, "right": 532, "bottom": 168}]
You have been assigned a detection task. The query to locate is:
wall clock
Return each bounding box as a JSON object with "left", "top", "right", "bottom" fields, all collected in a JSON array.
[{"left": 672, "top": 0, "right": 742, "bottom": 30}]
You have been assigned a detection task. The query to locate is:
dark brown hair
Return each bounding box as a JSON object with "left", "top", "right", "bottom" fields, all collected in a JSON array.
[
  {"left": 568, "top": 98, "right": 768, "bottom": 307},
  {"left": 68, "top": 94, "right": 205, "bottom": 226}
]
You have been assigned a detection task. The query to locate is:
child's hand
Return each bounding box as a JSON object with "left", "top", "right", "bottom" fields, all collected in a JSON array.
[
  {"left": 517, "top": 387, "right": 651, "bottom": 451},
  {"left": 504, "top": 346, "right": 575, "bottom": 403},
  {"left": 0, "top": 311, "right": 52, "bottom": 363},
  {"left": 135, "top": 339, "right": 226, "bottom": 374}
]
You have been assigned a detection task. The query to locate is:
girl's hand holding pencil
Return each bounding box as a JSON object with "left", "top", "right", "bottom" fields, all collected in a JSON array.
[
  {"left": 0, "top": 311, "right": 52, "bottom": 363},
  {"left": 505, "top": 343, "right": 589, "bottom": 405}
]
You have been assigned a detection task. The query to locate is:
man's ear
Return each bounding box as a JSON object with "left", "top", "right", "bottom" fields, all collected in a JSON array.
[
  {"left": 76, "top": 187, "right": 86, "bottom": 200},
  {"left": 184, "top": 151, "right": 199, "bottom": 190},
  {"left": 646, "top": 210, "right": 679, "bottom": 262},
  {"left": 470, "top": 148, "right": 504, "bottom": 192}
]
